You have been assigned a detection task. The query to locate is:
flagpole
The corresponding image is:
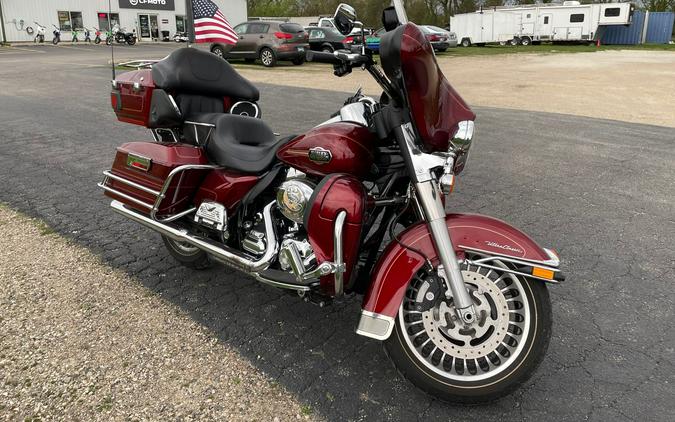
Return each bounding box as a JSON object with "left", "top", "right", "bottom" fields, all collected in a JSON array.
[{"left": 185, "top": 0, "right": 195, "bottom": 47}]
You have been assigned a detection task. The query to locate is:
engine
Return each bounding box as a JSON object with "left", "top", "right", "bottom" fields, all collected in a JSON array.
[{"left": 276, "top": 178, "right": 316, "bottom": 224}]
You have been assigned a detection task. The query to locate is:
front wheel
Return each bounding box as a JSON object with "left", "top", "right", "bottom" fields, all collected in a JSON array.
[{"left": 384, "top": 260, "right": 551, "bottom": 404}]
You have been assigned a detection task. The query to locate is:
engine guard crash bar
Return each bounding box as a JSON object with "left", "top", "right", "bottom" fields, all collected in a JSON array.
[{"left": 98, "top": 164, "right": 220, "bottom": 223}]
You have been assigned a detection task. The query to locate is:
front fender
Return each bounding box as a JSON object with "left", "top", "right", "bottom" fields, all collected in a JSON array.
[{"left": 356, "top": 213, "right": 560, "bottom": 340}]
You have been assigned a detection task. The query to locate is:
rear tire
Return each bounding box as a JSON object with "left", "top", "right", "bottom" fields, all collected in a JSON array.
[
  {"left": 461, "top": 38, "right": 471, "bottom": 47},
  {"left": 520, "top": 37, "right": 531, "bottom": 46},
  {"left": 383, "top": 261, "right": 552, "bottom": 404},
  {"left": 510, "top": 37, "right": 520, "bottom": 46},
  {"left": 259, "top": 47, "right": 276, "bottom": 67},
  {"left": 212, "top": 45, "right": 225, "bottom": 58},
  {"left": 322, "top": 45, "right": 334, "bottom": 53},
  {"left": 127, "top": 37, "right": 136, "bottom": 46},
  {"left": 162, "top": 236, "right": 212, "bottom": 270}
]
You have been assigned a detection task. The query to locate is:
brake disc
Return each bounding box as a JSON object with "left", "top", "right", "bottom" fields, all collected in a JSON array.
[{"left": 419, "top": 270, "right": 510, "bottom": 359}]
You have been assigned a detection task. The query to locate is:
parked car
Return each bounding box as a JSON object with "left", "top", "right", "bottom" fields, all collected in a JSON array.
[
  {"left": 365, "top": 27, "right": 385, "bottom": 52},
  {"left": 421, "top": 25, "right": 458, "bottom": 51},
  {"left": 210, "top": 21, "right": 309, "bottom": 67},
  {"left": 306, "top": 26, "right": 350, "bottom": 53}
]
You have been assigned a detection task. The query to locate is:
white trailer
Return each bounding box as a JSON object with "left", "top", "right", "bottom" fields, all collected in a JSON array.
[{"left": 450, "top": 2, "right": 635, "bottom": 47}]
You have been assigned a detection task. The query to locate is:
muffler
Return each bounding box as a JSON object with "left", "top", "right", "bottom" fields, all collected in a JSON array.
[{"left": 110, "top": 200, "right": 278, "bottom": 273}]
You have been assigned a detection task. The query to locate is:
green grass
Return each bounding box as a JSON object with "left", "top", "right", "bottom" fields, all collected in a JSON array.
[{"left": 435, "top": 42, "right": 675, "bottom": 57}]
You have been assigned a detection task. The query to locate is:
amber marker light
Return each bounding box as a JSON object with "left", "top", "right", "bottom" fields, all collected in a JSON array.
[{"left": 532, "top": 267, "right": 555, "bottom": 280}]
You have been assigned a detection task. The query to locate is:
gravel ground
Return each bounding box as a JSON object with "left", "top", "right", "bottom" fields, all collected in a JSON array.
[
  {"left": 0, "top": 205, "right": 319, "bottom": 422},
  {"left": 235, "top": 50, "right": 675, "bottom": 128}
]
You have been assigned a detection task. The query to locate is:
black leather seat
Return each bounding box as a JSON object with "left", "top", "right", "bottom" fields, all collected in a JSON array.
[
  {"left": 152, "top": 47, "right": 259, "bottom": 101},
  {"left": 187, "top": 113, "right": 289, "bottom": 174}
]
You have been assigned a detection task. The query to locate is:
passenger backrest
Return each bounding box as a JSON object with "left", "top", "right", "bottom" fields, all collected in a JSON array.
[{"left": 176, "top": 94, "right": 225, "bottom": 118}]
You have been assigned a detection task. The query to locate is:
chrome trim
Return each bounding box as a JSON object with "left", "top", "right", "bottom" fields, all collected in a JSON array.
[
  {"left": 230, "top": 101, "right": 260, "bottom": 118},
  {"left": 316, "top": 102, "right": 369, "bottom": 128},
  {"left": 184, "top": 121, "right": 216, "bottom": 146},
  {"left": 149, "top": 164, "right": 220, "bottom": 222},
  {"left": 167, "top": 94, "right": 182, "bottom": 117},
  {"left": 356, "top": 310, "right": 395, "bottom": 340},
  {"left": 98, "top": 183, "right": 153, "bottom": 209},
  {"left": 333, "top": 211, "right": 347, "bottom": 296},
  {"left": 464, "top": 258, "right": 560, "bottom": 284},
  {"left": 400, "top": 122, "right": 449, "bottom": 183},
  {"left": 459, "top": 245, "right": 561, "bottom": 268},
  {"left": 416, "top": 180, "right": 476, "bottom": 324},
  {"left": 301, "top": 261, "right": 344, "bottom": 281},
  {"left": 253, "top": 273, "right": 315, "bottom": 292},
  {"left": 450, "top": 120, "right": 474, "bottom": 153},
  {"left": 101, "top": 170, "right": 160, "bottom": 196},
  {"left": 110, "top": 200, "right": 278, "bottom": 273}
]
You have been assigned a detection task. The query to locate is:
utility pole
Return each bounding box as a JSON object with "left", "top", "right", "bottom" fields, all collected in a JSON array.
[
  {"left": 185, "top": 0, "right": 195, "bottom": 47},
  {"left": 0, "top": 0, "right": 7, "bottom": 45}
]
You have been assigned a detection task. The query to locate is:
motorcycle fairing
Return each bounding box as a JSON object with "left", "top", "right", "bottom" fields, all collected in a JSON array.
[
  {"left": 357, "top": 213, "right": 561, "bottom": 340},
  {"left": 304, "top": 174, "right": 367, "bottom": 296}
]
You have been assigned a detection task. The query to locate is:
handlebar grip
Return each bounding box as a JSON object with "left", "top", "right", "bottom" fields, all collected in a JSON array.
[{"left": 305, "top": 50, "right": 344, "bottom": 65}]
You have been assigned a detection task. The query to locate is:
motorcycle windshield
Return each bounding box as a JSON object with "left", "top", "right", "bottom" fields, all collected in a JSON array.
[{"left": 380, "top": 23, "right": 475, "bottom": 152}]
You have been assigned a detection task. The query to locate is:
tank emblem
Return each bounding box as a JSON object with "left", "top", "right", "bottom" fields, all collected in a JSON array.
[{"left": 308, "top": 147, "right": 332, "bottom": 164}]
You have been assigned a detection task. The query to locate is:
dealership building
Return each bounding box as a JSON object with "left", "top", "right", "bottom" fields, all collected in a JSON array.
[{"left": 0, "top": 0, "right": 247, "bottom": 43}]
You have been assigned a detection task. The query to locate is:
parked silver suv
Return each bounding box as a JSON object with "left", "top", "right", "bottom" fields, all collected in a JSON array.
[{"left": 210, "top": 21, "right": 309, "bottom": 67}]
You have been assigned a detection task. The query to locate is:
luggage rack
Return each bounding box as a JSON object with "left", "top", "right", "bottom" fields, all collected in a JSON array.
[
  {"left": 117, "top": 59, "right": 161, "bottom": 69},
  {"left": 98, "top": 163, "right": 220, "bottom": 223}
]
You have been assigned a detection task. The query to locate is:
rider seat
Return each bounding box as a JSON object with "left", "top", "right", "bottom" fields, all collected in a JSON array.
[{"left": 185, "top": 113, "right": 290, "bottom": 174}]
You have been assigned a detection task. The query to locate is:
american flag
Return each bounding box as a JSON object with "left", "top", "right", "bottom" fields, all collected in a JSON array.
[{"left": 192, "top": 0, "right": 237, "bottom": 45}]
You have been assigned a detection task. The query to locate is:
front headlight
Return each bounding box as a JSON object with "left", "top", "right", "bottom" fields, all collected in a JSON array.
[{"left": 450, "top": 120, "right": 474, "bottom": 174}]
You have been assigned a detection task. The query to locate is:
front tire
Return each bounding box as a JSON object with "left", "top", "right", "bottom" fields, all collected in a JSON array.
[
  {"left": 384, "top": 260, "right": 552, "bottom": 404},
  {"left": 161, "top": 236, "right": 212, "bottom": 270}
]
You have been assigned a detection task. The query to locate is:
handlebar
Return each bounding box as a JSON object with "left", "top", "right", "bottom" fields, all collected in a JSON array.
[{"left": 306, "top": 50, "right": 371, "bottom": 67}]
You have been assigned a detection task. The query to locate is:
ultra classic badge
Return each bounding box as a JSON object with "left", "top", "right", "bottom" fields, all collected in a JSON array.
[{"left": 308, "top": 147, "right": 332, "bottom": 164}]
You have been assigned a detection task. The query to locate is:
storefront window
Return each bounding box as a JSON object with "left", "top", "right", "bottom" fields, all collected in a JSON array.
[
  {"left": 97, "top": 12, "right": 120, "bottom": 31},
  {"left": 58, "top": 11, "right": 71, "bottom": 31},
  {"left": 176, "top": 16, "right": 185, "bottom": 33},
  {"left": 58, "top": 11, "right": 83, "bottom": 31}
]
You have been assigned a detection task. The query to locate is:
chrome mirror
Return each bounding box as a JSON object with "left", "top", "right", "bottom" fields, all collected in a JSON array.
[{"left": 334, "top": 3, "right": 357, "bottom": 36}]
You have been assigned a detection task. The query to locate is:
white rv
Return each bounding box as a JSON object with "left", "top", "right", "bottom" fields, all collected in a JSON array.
[{"left": 450, "top": 2, "right": 635, "bottom": 46}]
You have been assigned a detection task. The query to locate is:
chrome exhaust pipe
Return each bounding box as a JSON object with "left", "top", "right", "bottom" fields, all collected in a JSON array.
[{"left": 110, "top": 200, "right": 278, "bottom": 273}]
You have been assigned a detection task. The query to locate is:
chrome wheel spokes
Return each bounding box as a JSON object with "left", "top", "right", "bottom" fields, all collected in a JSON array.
[{"left": 400, "top": 259, "right": 530, "bottom": 381}]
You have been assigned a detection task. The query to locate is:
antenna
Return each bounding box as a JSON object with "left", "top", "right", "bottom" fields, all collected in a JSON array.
[{"left": 108, "top": 0, "right": 116, "bottom": 80}]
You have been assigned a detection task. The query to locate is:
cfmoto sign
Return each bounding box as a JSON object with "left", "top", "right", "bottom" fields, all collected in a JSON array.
[{"left": 119, "top": 0, "right": 176, "bottom": 11}]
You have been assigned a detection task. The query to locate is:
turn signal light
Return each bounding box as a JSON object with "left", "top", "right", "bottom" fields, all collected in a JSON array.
[{"left": 532, "top": 267, "right": 555, "bottom": 280}]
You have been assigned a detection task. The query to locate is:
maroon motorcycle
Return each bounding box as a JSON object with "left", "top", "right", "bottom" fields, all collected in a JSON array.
[{"left": 99, "top": 2, "right": 564, "bottom": 403}]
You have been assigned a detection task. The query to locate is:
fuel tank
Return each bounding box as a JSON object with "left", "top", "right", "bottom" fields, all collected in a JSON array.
[{"left": 276, "top": 122, "right": 376, "bottom": 179}]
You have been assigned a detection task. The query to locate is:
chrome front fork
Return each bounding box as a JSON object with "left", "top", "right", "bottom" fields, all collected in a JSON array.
[
  {"left": 415, "top": 181, "right": 476, "bottom": 324},
  {"left": 395, "top": 122, "right": 476, "bottom": 325}
]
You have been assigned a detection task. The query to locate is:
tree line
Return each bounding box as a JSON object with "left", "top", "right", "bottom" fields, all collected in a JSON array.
[{"left": 248, "top": 0, "right": 675, "bottom": 28}]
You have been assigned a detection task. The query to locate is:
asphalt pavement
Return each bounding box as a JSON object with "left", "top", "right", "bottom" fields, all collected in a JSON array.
[{"left": 0, "top": 44, "right": 674, "bottom": 421}]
